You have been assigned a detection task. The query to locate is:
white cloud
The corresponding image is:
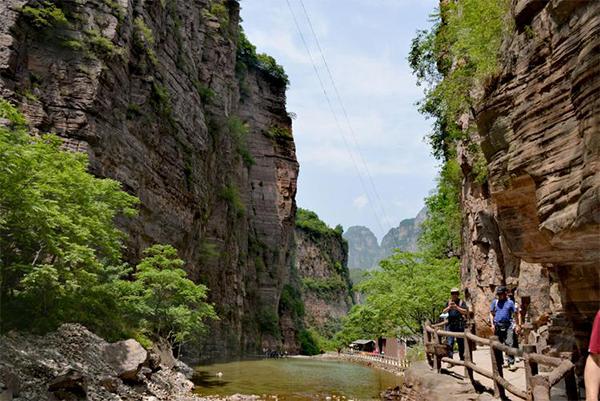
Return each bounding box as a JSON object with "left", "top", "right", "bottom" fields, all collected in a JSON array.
[{"left": 353, "top": 194, "right": 369, "bottom": 209}]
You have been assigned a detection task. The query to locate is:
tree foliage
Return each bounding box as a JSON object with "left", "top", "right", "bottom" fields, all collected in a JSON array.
[
  {"left": 237, "top": 30, "right": 289, "bottom": 86},
  {"left": 0, "top": 101, "right": 138, "bottom": 333},
  {"left": 0, "top": 101, "right": 217, "bottom": 347},
  {"left": 418, "top": 158, "right": 462, "bottom": 258},
  {"left": 120, "top": 245, "right": 217, "bottom": 347},
  {"left": 408, "top": 0, "right": 511, "bottom": 161},
  {"left": 338, "top": 252, "right": 459, "bottom": 340}
]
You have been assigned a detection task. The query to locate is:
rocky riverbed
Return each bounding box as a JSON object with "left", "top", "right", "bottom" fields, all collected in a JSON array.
[{"left": 0, "top": 324, "right": 260, "bottom": 401}]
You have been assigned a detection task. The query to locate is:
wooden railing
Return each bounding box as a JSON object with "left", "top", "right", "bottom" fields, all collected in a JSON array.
[
  {"left": 342, "top": 350, "right": 411, "bottom": 369},
  {"left": 423, "top": 321, "right": 578, "bottom": 401}
]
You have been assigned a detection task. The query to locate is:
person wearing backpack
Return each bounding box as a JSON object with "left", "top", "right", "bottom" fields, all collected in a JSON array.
[
  {"left": 490, "top": 286, "right": 519, "bottom": 370},
  {"left": 443, "top": 287, "right": 468, "bottom": 366}
]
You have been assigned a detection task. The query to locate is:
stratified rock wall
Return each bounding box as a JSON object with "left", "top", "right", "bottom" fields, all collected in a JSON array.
[
  {"left": 0, "top": 0, "right": 298, "bottom": 360},
  {"left": 295, "top": 228, "right": 353, "bottom": 337},
  {"left": 461, "top": 0, "right": 599, "bottom": 366}
]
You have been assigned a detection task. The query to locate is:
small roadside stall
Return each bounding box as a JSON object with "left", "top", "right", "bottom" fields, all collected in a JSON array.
[{"left": 349, "top": 339, "right": 376, "bottom": 353}]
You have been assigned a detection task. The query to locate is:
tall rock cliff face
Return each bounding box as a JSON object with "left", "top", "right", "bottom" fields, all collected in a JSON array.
[
  {"left": 380, "top": 207, "right": 427, "bottom": 259},
  {"left": 295, "top": 227, "right": 353, "bottom": 338},
  {"left": 0, "top": 0, "right": 299, "bottom": 360},
  {"left": 461, "top": 0, "right": 599, "bottom": 367},
  {"left": 344, "top": 226, "right": 380, "bottom": 269}
]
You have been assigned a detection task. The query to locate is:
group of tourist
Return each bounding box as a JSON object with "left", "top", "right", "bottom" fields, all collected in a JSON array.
[
  {"left": 442, "top": 287, "right": 600, "bottom": 400},
  {"left": 442, "top": 285, "right": 522, "bottom": 372}
]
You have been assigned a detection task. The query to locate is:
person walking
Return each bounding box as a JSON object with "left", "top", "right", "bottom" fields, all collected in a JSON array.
[
  {"left": 443, "top": 287, "right": 468, "bottom": 367},
  {"left": 507, "top": 287, "right": 522, "bottom": 367},
  {"left": 490, "top": 286, "right": 517, "bottom": 370},
  {"left": 585, "top": 310, "right": 600, "bottom": 401}
]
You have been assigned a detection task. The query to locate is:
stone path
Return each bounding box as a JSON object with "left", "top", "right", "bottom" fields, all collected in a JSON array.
[{"left": 443, "top": 346, "right": 572, "bottom": 401}]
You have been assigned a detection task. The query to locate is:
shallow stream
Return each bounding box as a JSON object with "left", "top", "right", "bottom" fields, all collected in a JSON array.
[{"left": 193, "top": 357, "right": 402, "bottom": 401}]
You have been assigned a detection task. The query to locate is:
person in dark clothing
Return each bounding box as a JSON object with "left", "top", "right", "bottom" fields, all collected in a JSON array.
[
  {"left": 443, "top": 287, "right": 468, "bottom": 364},
  {"left": 490, "top": 286, "right": 518, "bottom": 369}
]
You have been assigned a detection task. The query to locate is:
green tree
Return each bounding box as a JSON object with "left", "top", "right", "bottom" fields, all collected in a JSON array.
[
  {"left": 121, "top": 245, "right": 217, "bottom": 348},
  {"left": 338, "top": 252, "right": 459, "bottom": 339},
  {"left": 0, "top": 100, "right": 139, "bottom": 333},
  {"left": 418, "top": 158, "right": 462, "bottom": 258}
]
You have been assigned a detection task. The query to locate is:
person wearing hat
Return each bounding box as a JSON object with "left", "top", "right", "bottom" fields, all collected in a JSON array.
[
  {"left": 490, "top": 285, "right": 517, "bottom": 369},
  {"left": 442, "top": 287, "right": 468, "bottom": 364}
]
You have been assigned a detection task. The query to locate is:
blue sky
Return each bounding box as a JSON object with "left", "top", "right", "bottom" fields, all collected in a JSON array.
[{"left": 240, "top": 0, "right": 439, "bottom": 240}]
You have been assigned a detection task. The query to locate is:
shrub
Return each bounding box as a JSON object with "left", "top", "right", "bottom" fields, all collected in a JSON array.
[
  {"left": 296, "top": 208, "right": 341, "bottom": 239},
  {"left": 258, "top": 307, "right": 280, "bottom": 337},
  {"left": 237, "top": 31, "right": 289, "bottom": 86},
  {"left": 298, "top": 329, "right": 321, "bottom": 355},
  {"left": 134, "top": 17, "right": 158, "bottom": 65},
  {"left": 21, "top": 1, "right": 69, "bottom": 29},
  {"left": 85, "top": 30, "right": 122, "bottom": 59},
  {"left": 265, "top": 126, "right": 293, "bottom": 140},
  {"left": 193, "top": 81, "right": 215, "bottom": 104},
  {"left": 228, "top": 116, "right": 254, "bottom": 167},
  {"left": 209, "top": 3, "right": 229, "bottom": 26},
  {"left": 220, "top": 183, "right": 245, "bottom": 217},
  {"left": 279, "top": 284, "right": 305, "bottom": 318}
]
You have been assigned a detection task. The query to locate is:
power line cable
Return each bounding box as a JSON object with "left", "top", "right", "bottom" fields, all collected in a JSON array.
[
  {"left": 297, "top": 0, "right": 394, "bottom": 229},
  {"left": 284, "top": 0, "right": 385, "bottom": 234}
]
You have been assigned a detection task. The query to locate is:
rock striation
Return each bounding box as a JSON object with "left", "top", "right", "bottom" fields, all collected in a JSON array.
[
  {"left": 460, "top": 0, "right": 600, "bottom": 368},
  {"left": 0, "top": 0, "right": 299, "bottom": 360}
]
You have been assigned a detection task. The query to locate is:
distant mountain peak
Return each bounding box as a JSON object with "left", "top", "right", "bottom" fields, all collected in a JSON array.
[{"left": 343, "top": 207, "right": 427, "bottom": 270}]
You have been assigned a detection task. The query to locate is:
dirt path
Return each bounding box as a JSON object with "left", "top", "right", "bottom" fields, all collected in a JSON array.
[{"left": 443, "top": 346, "right": 572, "bottom": 400}]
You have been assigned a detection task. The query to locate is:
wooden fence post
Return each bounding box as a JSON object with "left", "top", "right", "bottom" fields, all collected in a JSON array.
[
  {"left": 463, "top": 326, "right": 474, "bottom": 384},
  {"left": 564, "top": 368, "right": 578, "bottom": 401},
  {"left": 489, "top": 336, "right": 506, "bottom": 399},
  {"left": 523, "top": 344, "right": 538, "bottom": 396},
  {"left": 531, "top": 375, "right": 551, "bottom": 401},
  {"left": 433, "top": 329, "right": 442, "bottom": 373},
  {"left": 424, "top": 321, "right": 433, "bottom": 369}
]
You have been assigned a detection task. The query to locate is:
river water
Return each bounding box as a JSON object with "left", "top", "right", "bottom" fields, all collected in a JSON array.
[{"left": 192, "top": 357, "right": 402, "bottom": 401}]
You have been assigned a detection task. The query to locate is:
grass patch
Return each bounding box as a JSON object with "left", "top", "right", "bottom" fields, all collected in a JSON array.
[
  {"left": 21, "top": 1, "right": 69, "bottom": 29},
  {"left": 228, "top": 116, "right": 254, "bottom": 167},
  {"left": 134, "top": 17, "right": 158, "bottom": 66},
  {"left": 265, "top": 125, "right": 293, "bottom": 140},
  {"left": 220, "top": 183, "right": 245, "bottom": 218}
]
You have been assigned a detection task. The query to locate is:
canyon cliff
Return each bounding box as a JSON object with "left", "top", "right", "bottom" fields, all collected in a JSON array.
[
  {"left": 0, "top": 0, "right": 299, "bottom": 361},
  {"left": 460, "top": 0, "right": 599, "bottom": 369},
  {"left": 295, "top": 224, "right": 353, "bottom": 339}
]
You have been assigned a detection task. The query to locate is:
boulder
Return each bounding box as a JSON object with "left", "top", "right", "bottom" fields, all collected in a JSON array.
[{"left": 103, "top": 339, "right": 148, "bottom": 381}]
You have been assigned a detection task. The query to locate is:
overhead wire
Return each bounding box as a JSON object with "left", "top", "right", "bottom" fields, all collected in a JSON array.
[
  {"left": 297, "top": 0, "right": 394, "bottom": 229},
  {"left": 284, "top": 0, "right": 386, "bottom": 234}
]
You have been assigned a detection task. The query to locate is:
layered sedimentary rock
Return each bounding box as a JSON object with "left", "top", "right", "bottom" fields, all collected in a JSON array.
[
  {"left": 0, "top": 0, "right": 298, "bottom": 360},
  {"left": 461, "top": 0, "right": 599, "bottom": 367},
  {"left": 295, "top": 227, "right": 353, "bottom": 337}
]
